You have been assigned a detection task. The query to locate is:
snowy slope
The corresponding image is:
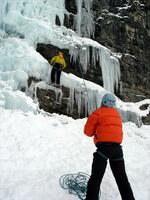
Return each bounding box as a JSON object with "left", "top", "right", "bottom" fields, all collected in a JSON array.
[{"left": 0, "top": 108, "right": 150, "bottom": 200}]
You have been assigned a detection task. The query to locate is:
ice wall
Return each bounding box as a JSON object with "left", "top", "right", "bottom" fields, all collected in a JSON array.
[
  {"left": 0, "top": 0, "right": 66, "bottom": 26},
  {"left": 0, "top": 37, "right": 49, "bottom": 112},
  {"left": 0, "top": 37, "right": 50, "bottom": 87},
  {"left": 0, "top": 0, "right": 67, "bottom": 47}
]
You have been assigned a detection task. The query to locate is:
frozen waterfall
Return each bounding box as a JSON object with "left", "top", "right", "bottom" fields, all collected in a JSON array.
[
  {"left": 0, "top": 0, "right": 121, "bottom": 94},
  {"left": 0, "top": 0, "right": 143, "bottom": 127}
]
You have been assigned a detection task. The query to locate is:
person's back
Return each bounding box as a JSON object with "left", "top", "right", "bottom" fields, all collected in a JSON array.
[
  {"left": 84, "top": 106, "right": 123, "bottom": 144},
  {"left": 84, "top": 93, "right": 135, "bottom": 200},
  {"left": 50, "top": 52, "right": 66, "bottom": 69}
]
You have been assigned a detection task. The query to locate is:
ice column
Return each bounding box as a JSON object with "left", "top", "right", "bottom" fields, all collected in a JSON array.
[
  {"left": 79, "top": 46, "right": 90, "bottom": 73},
  {"left": 91, "top": 46, "right": 121, "bottom": 93},
  {"left": 75, "top": 0, "right": 94, "bottom": 37},
  {"left": 69, "top": 45, "right": 90, "bottom": 74},
  {"left": 67, "top": 82, "right": 99, "bottom": 117},
  {"left": 67, "top": 87, "right": 75, "bottom": 115},
  {"left": 98, "top": 48, "right": 121, "bottom": 93}
]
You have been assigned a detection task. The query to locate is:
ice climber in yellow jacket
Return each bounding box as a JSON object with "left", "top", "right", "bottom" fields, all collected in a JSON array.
[{"left": 50, "top": 51, "right": 66, "bottom": 86}]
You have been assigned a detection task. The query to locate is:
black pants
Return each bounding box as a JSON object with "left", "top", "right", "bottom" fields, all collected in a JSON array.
[
  {"left": 51, "top": 63, "right": 61, "bottom": 85},
  {"left": 85, "top": 143, "right": 135, "bottom": 200}
]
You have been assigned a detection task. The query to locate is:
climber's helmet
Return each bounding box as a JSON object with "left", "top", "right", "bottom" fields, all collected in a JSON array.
[{"left": 101, "top": 93, "right": 116, "bottom": 107}]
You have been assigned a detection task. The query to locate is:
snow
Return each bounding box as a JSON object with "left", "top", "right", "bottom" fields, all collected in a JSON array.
[
  {"left": 125, "top": 99, "right": 150, "bottom": 118},
  {"left": 0, "top": 89, "right": 38, "bottom": 113},
  {"left": 0, "top": 108, "right": 150, "bottom": 200},
  {"left": 0, "top": 37, "right": 49, "bottom": 84}
]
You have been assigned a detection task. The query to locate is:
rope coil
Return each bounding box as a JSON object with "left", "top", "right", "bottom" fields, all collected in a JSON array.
[{"left": 59, "top": 172, "right": 90, "bottom": 200}]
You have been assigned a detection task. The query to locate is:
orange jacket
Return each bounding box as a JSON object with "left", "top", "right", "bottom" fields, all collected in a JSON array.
[{"left": 84, "top": 107, "right": 123, "bottom": 144}]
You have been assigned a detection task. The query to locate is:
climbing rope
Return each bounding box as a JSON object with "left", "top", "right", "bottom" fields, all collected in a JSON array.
[
  {"left": 77, "top": 63, "right": 94, "bottom": 113},
  {"left": 59, "top": 172, "right": 89, "bottom": 200},
  {"left": 59, "top": 172, "right": 101, "bottom": 199}
]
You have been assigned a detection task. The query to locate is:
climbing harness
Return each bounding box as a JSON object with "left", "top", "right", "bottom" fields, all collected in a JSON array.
[
  {"left": 97, "top": 150, "right": 108, "bottom": 161},
  {"left": 59, "top": 172, "right": 89, "bottom": 200}
]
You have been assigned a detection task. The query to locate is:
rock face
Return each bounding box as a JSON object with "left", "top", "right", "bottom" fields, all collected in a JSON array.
[
  {"left": 64, "top": 0, "right": 150, "bottom": 102},
  {"left": 35, "top": 0, "right": 150, "bottom": 124},
  {"left": 93, "top": 0, "right": 150, "bottom": 102}
]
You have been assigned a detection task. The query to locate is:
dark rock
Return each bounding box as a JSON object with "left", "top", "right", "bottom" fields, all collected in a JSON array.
[
  {"left": 36, "top": 84, "right": 88, "bottom": 119},
  {"left": 140, "top": 103, "right": 150, "bottom": 125},
  {"left": 65, "top": 0, "right": 77, "bottom": 14},
  {"left": 55, "top": 15, "right": 61, "bottom": 26},
  {"left": 93, "top": 0, "right": 150, "bottom": 104}
]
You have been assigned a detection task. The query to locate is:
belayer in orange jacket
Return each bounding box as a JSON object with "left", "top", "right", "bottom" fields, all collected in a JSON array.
[
  {"left": 84, "top": 93, "right": 135, "bottom": 200},
  {"left": 84, "top": 106, "right": 123, "bottom": 144}
]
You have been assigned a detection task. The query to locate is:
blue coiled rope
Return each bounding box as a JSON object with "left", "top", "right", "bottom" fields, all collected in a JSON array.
[
  {"left": 59, "top": 172, "right": 89, "bottom": 200},
  {"left": 59, "top": 172, "right": 101, "bottom": 200}
]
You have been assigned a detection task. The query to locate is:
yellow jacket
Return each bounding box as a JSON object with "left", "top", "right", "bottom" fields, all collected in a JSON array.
[{"left": 50, "top": 55, "right": 66, "bottom": 69}]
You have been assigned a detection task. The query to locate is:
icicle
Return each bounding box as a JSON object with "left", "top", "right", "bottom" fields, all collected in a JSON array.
[
  {"left": 79, "top": 46, "right": 90, "bottom": 73},
  {"left": 75, "top": 0, "right": 83, "bottom": 36},
  {"left": 26, "top": 81, "right": 36, "bottom": 99},
  {"left": 118, "top": 108, "right": 142, "bottom": 127},
  {"left": 67, "top": 87, "right": 75, "bottom": 115},
  {"left": 112, "top": 56, "right": 121, "bottom": 91},
  {"left": 69, "top": 45, "right": 79, "bottom": 64},
  {"left": 75, "top": 90, "right": 82, "bottom": 116},
  {"left": 98, "top": 48, "right": 121, "bottom": 93},
  {"left": 83, "top": 92, "right": 88, "bottom": 117},
  {"left": 69, "top": 45, "right": 90, "bottom": 74},
  {"left": 54, "top": 88, "right": 63, "bottom": 105},
  {"left": 34, "top": 85, "right": 38, "bottom": 104},
  {"left": 91, "top": 47, "right": 98, "bottom": 67},
  {"left": 88, "top": 89, "right": 98, "bottom": 114},
  {"left": 81, "top": 9, "right": 95, "bottom": 37}
]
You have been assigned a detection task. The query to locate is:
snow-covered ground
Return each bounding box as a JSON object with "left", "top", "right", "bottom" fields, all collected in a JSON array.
[{"left": 0, "top": 108, "right": 150, "bottom": 200}]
